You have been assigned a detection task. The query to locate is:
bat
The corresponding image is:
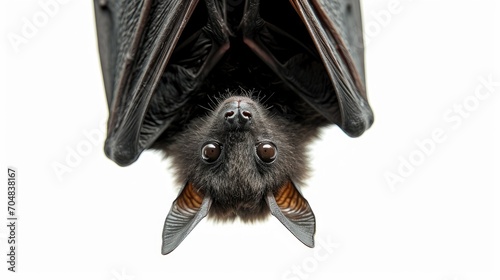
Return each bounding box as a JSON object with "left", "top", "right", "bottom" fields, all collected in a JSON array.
[{"left": 94, "top": 0, "right": 373, "bottom": 255}]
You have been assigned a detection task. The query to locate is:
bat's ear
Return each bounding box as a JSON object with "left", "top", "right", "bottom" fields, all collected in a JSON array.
[
  {"left": 162, "top": 182, "right": 212, "bottom": 255},
  {"left": 266, "top": 181, "right": 316, "bottom": 247}
]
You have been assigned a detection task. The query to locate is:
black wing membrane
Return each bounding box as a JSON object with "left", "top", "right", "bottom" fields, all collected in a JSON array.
[
  {"left": 297, "top": 0, "right": 373, "bottom": 136},
  {"left": 94, "top": 0, "right": 372, "bottom": 166},
  {"left": 94, "top": 0, "right": 230, "bottom": 166},
  {"left": 241, "top": 0, "right": 373, "bottom": 137}
]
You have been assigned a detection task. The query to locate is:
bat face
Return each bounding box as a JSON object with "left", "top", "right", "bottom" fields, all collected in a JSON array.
[
  {"left": 166, "top": 95, "right": 310, "bottom": 221},
  {"left": 161, "top": 93, "right": 318, "bottom": 254}
]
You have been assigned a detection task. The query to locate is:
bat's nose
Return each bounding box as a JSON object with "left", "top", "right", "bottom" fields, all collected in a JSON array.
[{"left": 224, "top": 100, "right": 252, "bottom": 129}]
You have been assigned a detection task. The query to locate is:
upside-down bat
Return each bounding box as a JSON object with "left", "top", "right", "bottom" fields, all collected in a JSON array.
[{"left": 94, "top": 0, "right": 373, "bottom": 254}]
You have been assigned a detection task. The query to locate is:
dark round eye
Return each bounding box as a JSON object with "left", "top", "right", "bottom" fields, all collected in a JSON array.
[
  {"left": 201, "top": 143, "right": 221, "bottom": 162},
  {"left": 256, "top": 142, "right": 277, "bottom": 163}
]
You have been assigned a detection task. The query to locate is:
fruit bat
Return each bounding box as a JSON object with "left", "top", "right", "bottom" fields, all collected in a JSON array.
[{"left": 93, "top": 0, "right": 373, "bottom": 255}]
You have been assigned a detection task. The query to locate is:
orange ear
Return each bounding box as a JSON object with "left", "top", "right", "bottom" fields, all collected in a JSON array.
[
  {"left": 267, "top": 181, "right": 316, "bottom": 247},
  {"left": 162, "top": 182, "right": 212, "bottom": 254},
  {"left": 175, "top": 182, "right": 204, "bottom": 214}
]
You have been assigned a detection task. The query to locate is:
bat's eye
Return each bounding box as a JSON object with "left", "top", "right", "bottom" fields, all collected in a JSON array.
[
  {"left": 256, "top": 142, "right": 277, "bottom": 163},
  {"left": 202, "top": 142, "right": 221, "bottom": 163}
]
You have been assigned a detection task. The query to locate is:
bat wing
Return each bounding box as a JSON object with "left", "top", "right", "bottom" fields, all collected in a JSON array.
[
  {"left": 241, "top": 0, "right": 373, "bottom": 137},
  {"left": 94, "top": 0, "right": 230, "bottom": 166},
  {"left": 95, "top": 0, "right": 372, "bottom": 165}
]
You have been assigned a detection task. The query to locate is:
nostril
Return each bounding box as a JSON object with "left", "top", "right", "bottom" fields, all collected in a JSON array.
[
  {"left": 225, "top": 111, "right": 235, "bottom": 119},
  {"left": 241, "top": 111, "right": 252, "bottom": 119}
]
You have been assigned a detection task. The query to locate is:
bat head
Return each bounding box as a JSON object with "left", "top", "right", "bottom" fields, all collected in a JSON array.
[{"left": 161, "top": 93, "right": 317, "bottom": 254}]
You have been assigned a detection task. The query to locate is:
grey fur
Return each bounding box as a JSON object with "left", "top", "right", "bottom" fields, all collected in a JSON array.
[{"left": 162, "top": 91, "right": 323, "bottom": 222}]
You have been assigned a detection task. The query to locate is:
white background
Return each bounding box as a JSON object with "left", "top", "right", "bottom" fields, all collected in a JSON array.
[{"left": 1, "top": 0, "right": 499, "bottom": 279}]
